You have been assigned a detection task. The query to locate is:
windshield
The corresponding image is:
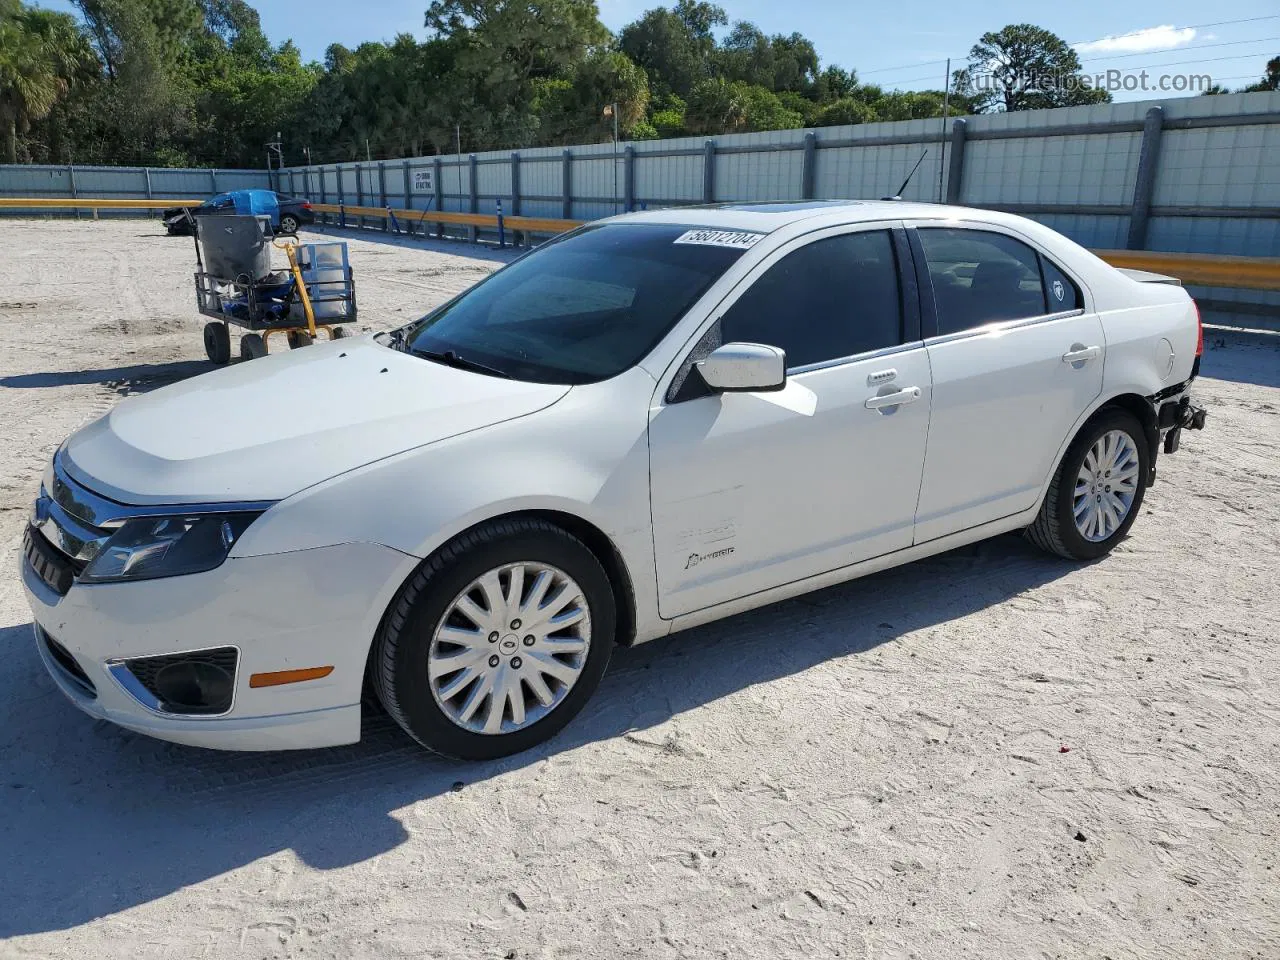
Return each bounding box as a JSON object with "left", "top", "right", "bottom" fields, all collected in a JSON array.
[{"left": 402, "top": 222, "right": 752, "bottom": 384}]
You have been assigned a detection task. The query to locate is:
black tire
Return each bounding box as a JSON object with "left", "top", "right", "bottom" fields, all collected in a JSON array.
[
  {"left": 239, "top": 333, "right": 267, "bottom": 361},
  {"left": 287, "top": 330, "right": 313, "bottom": 349},
  {"left": 203, "top": 321, "right": 231, "bottom": 364},
  {"left": 371, "top": 518, "right": 615, "bottom": 760},
  {"left": 279, "top": 215, "right": 299, "bottom": 235},
  {"left": 1026, "top": 408, "right": 1150, "bottom": 561},
  {"left": 331, "top": 326, "right": 348, "bottom": 340}
]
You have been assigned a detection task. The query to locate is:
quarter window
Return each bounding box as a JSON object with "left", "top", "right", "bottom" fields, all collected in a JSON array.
[
  {"left": 917, "top": 228, "right": 1051, "bottom": 335},
  {"left": 720, "top": 230, "right": 903, "bottom": 369},
  {"left": 1040, "top": 256, "right": 1081, "bottom": 312}
]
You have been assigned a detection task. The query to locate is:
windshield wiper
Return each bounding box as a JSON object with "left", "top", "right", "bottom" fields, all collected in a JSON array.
[{"left": 409, "top": 347, "right": 513, "bottom": 379}]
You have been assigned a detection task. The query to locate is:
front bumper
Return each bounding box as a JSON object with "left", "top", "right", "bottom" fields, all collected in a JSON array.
[{"left": 21, "top": 539, "right": 417, "bottom": 751}]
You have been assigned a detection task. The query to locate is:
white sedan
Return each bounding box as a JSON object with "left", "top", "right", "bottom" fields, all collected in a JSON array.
[{"left": 21, "top": 201, "right": 1207, "bottom": 759}]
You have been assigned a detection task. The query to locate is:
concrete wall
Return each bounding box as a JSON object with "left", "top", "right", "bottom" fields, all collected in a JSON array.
[
  {"left": 2, "top": 92, "right": 1276, "bottom": 325},
  {"left": 0, "top": 164, "right": 271, "bottom": 202}
]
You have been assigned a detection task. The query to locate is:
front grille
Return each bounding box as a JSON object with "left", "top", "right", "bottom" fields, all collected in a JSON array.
[
  {"left": 40, "top": 629, "right": 97, "bottom": 698},
  {"left": 23, "top": 525, "right": 82, "bottom": 596},
  {"left": 125, "top": 647, "right": 239, "bottom": 715}
]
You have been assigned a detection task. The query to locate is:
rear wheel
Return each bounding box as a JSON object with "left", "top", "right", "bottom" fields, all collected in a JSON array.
[
  {"left": 372, "top": 518, "right": 614, "bottom": 759},
  {"left": 203, "top": 321, "right": 231, "bottom": 364},
  {"left": 279, "top": 214, "right": 300, "bottom": 235},
  {"left": 286, "top": 330, "right": 313, "bottom": 349},
  {"left": 1026, "top": 409, "right": 1149, "bottom": 560}
]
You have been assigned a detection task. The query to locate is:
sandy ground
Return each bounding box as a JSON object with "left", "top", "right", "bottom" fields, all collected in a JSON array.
[{"left": 1, "top": 218, "right": 1278, "bottom": 960}]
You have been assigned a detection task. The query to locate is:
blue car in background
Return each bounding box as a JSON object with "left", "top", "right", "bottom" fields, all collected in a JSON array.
[{"left": 163, "top": 189, "right": 315, "bottom": 236}]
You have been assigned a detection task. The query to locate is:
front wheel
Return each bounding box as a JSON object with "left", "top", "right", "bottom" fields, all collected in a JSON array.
[
  {"left": 1026, "top": 409, "right": 1149, "bottom": 560},
  {"left": 203, "top": 321, "right": 231, "bottom": 364},
  {"left": 371, "top": 518, "right": 614, "bottom": 760}
]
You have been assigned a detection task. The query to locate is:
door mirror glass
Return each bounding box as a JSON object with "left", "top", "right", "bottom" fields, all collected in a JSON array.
[{"left": 697, "top": 342, "right": 786, "bottom": 393}]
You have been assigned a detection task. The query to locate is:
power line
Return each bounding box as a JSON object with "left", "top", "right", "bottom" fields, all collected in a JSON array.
[
  {"left": 887, "top": 40, "right": 1277, "bottom": 88},
  {"left": 857, "top": 14, "right": 1280, "bottom": 79},
  {"left": 1077, "top": 36, "right": 1280, "bottom": 65}
]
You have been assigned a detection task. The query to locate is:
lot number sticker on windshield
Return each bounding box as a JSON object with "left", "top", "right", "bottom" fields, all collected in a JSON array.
[{"left": 673, "top": 229, "right": 765, "bottom": 250}]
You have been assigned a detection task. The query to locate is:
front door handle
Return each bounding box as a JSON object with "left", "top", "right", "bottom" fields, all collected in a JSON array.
[
  {"left": 865, "top": 387, "right": 921, "bottom": 410},
  {"left": 1062, "top": 345, "right": 1102, "bottom": 364}
]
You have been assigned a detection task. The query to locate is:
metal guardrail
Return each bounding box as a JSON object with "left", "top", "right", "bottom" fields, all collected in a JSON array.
[
  {"left": 308, "top": 202, "right": 579, "bottom": 236},
  {"left": 0, "top": 197, "right": 200, "bottom": 209},
  {"left": 1094, "top": 250, "right": 1280, "bottom": 293},
  {"left": 2, "top": 197, "right": 1279, "bottom": 295}
]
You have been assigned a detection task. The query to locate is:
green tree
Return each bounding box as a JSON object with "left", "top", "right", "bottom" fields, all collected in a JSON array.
[
  {"left": 814, "top": 97, "right": 875, "bottom": 127},
  {"left": 532, "top": 49, "right": 649, "bottom": 144},
  {"left": 424, "top": 0, "right": 611, "bottom": 149},
  {"left": 618, "top": 2, "right": 724, "bottom": 98},
  {"left": 1243, "top": 55, "right": 1279, "bottom": 93},
  {"left": 684, "top": 77, "right": 801, "bottom": 135},
  {"left": 0, "top": 1, "right": 93, "bottom": 162},
  {"left": 955, "top": 23, "right": 1110, "bottom": 112}
]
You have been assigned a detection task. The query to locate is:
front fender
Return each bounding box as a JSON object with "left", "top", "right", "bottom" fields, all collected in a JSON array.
[{"left": 232, "top": 367, "right": 663, "bottom": 638}]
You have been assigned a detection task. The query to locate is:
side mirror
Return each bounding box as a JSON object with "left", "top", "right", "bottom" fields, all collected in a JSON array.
[{"left": 696, "top": 342, "right": 786, "bottom": 393}]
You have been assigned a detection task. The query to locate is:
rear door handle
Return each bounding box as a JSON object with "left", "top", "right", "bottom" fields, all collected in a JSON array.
[
  {"left": 1062, "top": 345, "right": 1101, "bottom": 364},
  {"left": 865, "top": 387, "right": 921, "bottom": 410}
]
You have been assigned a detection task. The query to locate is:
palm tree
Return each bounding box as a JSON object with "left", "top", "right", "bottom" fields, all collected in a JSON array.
[{"left": 0, "top": 2, "right": 91, "bottom": 163}]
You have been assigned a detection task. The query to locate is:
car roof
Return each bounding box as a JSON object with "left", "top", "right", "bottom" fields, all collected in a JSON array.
[{"left": 612, "top": 200, "right": 1022, "bottom": 233}]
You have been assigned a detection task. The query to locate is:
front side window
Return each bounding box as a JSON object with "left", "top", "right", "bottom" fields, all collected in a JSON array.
[
  {"left": 917, "top": 228, "right": 1050, "bottom": 335},
  {"left": 719, "top": 230, "right": 902, "bottom": 369},
  {"left": 405, "top": 223, "right": 750, "bottom": 384}
]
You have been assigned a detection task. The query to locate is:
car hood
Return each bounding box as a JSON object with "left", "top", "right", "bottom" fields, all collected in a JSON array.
[{"left": 63, "top": 337, "right": 570, "bottom": 504}]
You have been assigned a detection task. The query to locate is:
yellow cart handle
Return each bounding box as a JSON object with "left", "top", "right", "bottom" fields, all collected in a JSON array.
[{"left": 273, "top": 237, "right": 317, "bottom": 337}]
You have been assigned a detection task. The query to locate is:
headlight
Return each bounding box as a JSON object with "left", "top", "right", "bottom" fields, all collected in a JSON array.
[{"left": 80, "top": 513, "right": 263, "bottom": 584}]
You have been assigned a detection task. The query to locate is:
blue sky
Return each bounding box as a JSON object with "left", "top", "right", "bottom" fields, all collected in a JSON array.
[{"left": 34, "top": 0, "right": 1280, "bottom": 101}]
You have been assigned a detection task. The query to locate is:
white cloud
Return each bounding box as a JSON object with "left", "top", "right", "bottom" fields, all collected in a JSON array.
[{"left": 1075, "top": 25, "right": 1197, "bottom": 56}]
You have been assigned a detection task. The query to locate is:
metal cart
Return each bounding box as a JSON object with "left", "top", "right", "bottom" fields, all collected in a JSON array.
[{"left": 192, "top": 215, "right": 358, "bottom": 363}]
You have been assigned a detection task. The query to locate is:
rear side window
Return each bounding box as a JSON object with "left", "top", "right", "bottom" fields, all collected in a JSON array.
[
  {"left": 720, "top": 230, "right": 902, "bottom": 369},
  {"left": 917, "top": 228, "right": 1047, "bottom": 335}
]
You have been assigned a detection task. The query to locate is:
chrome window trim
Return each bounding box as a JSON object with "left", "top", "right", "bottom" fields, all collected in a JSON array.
[
  {"left": 906, "top": 219, "right": 1095, "bottom": 319},
  {"left": 923, "top": 308, "right": 1087, "bottom": 348},
  {"left": 105, "top": 643, "right": 243, "bottom": 720},
  {"left": 787, "top": 339, "right": 927, "bottom": 376}
]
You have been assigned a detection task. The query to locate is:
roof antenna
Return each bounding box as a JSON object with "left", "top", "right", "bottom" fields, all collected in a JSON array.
[{"left": 882, "top": 150, "right": 929, "bottom": 201}]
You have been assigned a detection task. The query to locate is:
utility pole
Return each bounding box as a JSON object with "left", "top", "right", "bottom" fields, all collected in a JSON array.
[
  {"left": 939, "top": 59, "right": 951, "bottom": 204},
  {"left": 455, "top": 124, "right": 463, "bottom": 209},
  {"left": 265, "top": 131, "right": 284, "bottom": 190},
  {"left": 606, "top": 102, "right": 619, "bottom": 214}
]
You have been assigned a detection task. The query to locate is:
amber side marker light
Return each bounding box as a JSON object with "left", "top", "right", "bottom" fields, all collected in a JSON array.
[{"left": 249, "top": 666, "right": 335, "bottom": 688}]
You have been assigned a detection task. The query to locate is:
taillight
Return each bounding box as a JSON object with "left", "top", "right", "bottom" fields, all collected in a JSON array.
[
  {"left": 301, "top": 202, "right": 312, "bottom": 210},
  {"left": 1193, "top": 300, "right": 1203, "bottom": 356}
]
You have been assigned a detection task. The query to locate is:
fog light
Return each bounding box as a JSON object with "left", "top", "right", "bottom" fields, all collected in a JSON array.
[
  {"left": 122, "top": 646, "right": 238, "bottom": 715},
  {"left": 153, "top": 661, "right": 234, "bottom": 713}
]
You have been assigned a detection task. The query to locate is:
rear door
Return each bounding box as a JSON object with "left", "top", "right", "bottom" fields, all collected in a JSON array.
[{"left": 908, "top": 223, "right": 1104, "bottom": 543}]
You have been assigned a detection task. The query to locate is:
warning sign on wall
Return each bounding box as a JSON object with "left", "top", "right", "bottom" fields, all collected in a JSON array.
[{"left": 411, "top": 168, "right": 436, "bottom": 194}]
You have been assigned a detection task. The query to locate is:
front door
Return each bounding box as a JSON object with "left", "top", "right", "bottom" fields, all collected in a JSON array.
[
  {"left": 648, "top": 225, "right": 934, "bottom": 618},
  {"left": 909, "top": 225, "right": 1106, "bottom": 543}
]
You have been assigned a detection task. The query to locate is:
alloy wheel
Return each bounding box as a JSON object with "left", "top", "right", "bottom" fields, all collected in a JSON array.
[
  {"left": 428, "top": 562, "right": 591, "bottom": 735},
  {"left": 1073, "top": 429, "right": 1141, "bottom": 542}
]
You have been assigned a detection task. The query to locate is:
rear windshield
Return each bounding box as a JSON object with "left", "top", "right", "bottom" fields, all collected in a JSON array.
[{"left": 403, "top": 223, "right": 752, "bottom": 384}]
